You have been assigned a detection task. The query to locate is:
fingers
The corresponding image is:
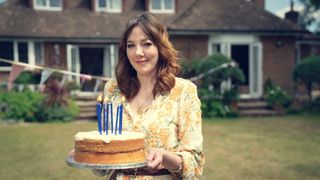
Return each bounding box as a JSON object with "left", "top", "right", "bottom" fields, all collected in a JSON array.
[{"left": 146, "top": 150, "right": 163, "bottom": 170}]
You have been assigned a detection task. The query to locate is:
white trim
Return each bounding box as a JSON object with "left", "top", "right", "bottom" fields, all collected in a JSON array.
[
  {"left": 28, "top": 41, "right": 35, "bottom": 69},
  {"left": 149, "top": 0, "right": 175, "bottom": 14},
  {"left": 66, "top": 44, "right": 80, "bottom": 84},
  {"left": 249, "top": 43, "right": 263, "bottom": 98},
  {"left": 33, "top": 0, "right": 63, "bottom": 11},
  {"left": 96, "top": 0, "right": 122, "bottom": 13}
]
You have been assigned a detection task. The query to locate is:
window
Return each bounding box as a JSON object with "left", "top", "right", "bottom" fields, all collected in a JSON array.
[
  {"left": 0, "top": 41, "right": 42, "bottom": 70},
  {"left": 0, "top": 41, "right": 14, "bottom": 67},
  {"left": 18, "top": 42, "right": 28, "bottom": 64},
  {"left": 34, "top": 0, "right": 62, "bottom": 11},
  {"left": 34, "top": 42, "right": 44, "bottom": 65},
  {"left": 96, "top": 0, "right": 122, "bottom": 13},
  {"left": 150, "top": 0, "right": 175, "bottom": 13}
]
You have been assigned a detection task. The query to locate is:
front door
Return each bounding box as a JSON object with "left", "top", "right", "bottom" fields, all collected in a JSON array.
[{"left": 220, "top": 42, "right": 263, "bottom": 98}]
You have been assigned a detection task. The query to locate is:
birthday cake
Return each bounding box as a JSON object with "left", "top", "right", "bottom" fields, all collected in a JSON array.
[{"left": 74, "top": 131, "right": 146, "bottom": 164}]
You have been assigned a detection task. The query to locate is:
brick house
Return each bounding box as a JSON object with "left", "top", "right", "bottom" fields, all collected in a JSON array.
[{"left": 0, "top": 0, "right": 315, "bottom": 98}]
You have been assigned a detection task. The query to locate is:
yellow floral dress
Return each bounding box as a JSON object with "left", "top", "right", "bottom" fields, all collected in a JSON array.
[{"left": 103, "top": 77, "right": 205, "bottom": 180}]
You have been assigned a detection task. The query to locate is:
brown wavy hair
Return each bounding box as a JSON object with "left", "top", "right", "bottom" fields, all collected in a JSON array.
[{"left": 116, "top": 12, "right": 180, "bottom": 100}]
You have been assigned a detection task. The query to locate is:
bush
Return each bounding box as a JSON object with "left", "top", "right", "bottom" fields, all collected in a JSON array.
[
  {"left": 181, "top": 53, "right": 245, "bottom": 118},
  {"left": 264, "top": 79, "right": 292, "bottom": 109},
  {"left": 0, "top": 72, "right": 80, "bottom": 123},
  {"left": 36, "top": 99, "right": 79, "bottom": 123},
  {"left": 0, "top": 89, "right": 44, "bottom": 122},
  {"left": 293, "top": 56, "right": 320, "bottom": 100},
  {"left": 14, "top": 71, "right": 41, "bottom": 84}
]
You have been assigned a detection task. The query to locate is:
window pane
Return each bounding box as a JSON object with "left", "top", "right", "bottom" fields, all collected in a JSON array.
[
  {"left": 212, "top": 44, "right": 221, "bottom": 54},
  {"left": 49, "top": 0, "right": 61, "bottom": 7},
  {"left": 36, "top": 0, "right": 46, "bottom": 6},
  {"left": 71, "top": 48, "right": 77, "bottom": 72},
  {"left": 35, "top": 42, "right": 43, "bottom": 65},
  {"left": 151, "top": 0, "right": 161, "bottom": 9},
  {"left": 109, "top": 0, "right": 121, "bottom": 9},
  {"left": 18, "top": 42, "right": 28, "bottom": 63},
  {"left": 0, "top": 41, "right": 14, "bottom": 67},
  {"left": 99, "top": 0, "right": 107, "bottom": 8},
  {"left": 164, "top": 0, "right": 173, "bottom": 9}
]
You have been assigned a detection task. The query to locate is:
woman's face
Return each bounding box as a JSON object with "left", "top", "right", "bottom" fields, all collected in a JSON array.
[{"left": 126, "top": 25, "right": 159, "bottom": 78}]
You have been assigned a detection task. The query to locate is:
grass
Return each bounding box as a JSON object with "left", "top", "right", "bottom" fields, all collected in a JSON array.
[{"left": 0, "top": 114, "right": 320, "bottom": 180}]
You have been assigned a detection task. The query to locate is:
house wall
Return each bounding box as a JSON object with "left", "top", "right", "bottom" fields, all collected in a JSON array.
[
  {"left": 261, "top": 36, "right": 296, "bottom": 95},
  {"left": 44, "top": 43, "right": 67, "bottom": 69},
  {"left": 170, "top": 35, "right": 209, "bottom": 61}
]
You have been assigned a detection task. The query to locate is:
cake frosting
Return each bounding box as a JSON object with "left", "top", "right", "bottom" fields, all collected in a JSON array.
[{"left": 75, "top": 131, "right": 145, "bottom": 143}]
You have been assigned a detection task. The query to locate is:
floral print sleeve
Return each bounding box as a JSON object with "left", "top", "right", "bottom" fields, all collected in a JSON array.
[
  {"left": 174, "top": 80, "right": 204, "bottom": 179},
  {"left": 103, "top": 78, "right": 205, "bottom": 180}
]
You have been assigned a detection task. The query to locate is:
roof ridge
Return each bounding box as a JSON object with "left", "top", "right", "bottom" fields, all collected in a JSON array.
[{"left": 167, "top": 0, "right": 200, "bottom": 28}]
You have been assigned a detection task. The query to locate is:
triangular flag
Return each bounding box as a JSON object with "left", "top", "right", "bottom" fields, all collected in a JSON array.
[
  {"left": 93, "top": 79, "right": 102, "bottom": 94},
  {"left": 7, "top": 64, "right": 25, "bottom": 90},
  {"left": 80, "top": 74, "right": 92, "bottom": 85},
  {"left": 39, "top": 69, "right": 53, "bottom": 86}
]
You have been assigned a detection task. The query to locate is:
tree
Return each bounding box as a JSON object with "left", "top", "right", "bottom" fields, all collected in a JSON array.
[
  {"left": 292, "top": 56, "right": 320, "bottom": 100},
  {"left": 298, "top": 0, "right": 320, "bottom": 32}
]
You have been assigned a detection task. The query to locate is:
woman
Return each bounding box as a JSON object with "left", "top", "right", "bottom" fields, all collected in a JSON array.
[{"left": 102, "top": 12, "right": 204, "bottom": 179}]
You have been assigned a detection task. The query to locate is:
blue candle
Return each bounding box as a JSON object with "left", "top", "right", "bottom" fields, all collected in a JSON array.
[
  {"left": 119, "top": 96, "right": 125, "bottom": 134},
  {"left": 119, "top": 103, "right": 123, "bottom": 134},
  {"left": 115, "top": 104, "right": 120, "bottom": 135},
  {"left": 109, "top": 102, "right": 113, "bottom": 134},
  {"left": 96, "top": 95, "right": 103, "bottom": 135},
  {"left": 104, "top": 97, "right": 108, "bottom": 135}
]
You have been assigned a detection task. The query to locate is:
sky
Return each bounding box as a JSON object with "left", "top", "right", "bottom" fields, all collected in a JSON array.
[{"left": 265, "top": 0, "right": 318, "bottom": 32}]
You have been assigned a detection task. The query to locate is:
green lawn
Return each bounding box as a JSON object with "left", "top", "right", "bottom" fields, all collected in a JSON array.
[{"left": 0, "top": 114, "right": 320, "bottom": 180}]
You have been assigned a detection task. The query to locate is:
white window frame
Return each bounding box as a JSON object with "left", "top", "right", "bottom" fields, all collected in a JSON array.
[
  {"left": 0, "top": 40, "right": 40, "bottom": 71},
  {"left": 149, "top": 0, "right": 175, "bottom": 14},
  {"left": 96, "top": 0, "right": 122, "bottom": 13},
  {"left": 34, "top": 41, "right": 45, "bottom": 66},
  {"left": 33, "top": 0, "right": 63, "bottom": 11}
]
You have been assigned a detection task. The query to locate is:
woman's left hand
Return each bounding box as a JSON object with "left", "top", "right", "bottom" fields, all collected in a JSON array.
[
  {"left": 146, "top": 148, "right": 165, "bottom": 171},
  {"left": 146, "top": 148, "right": 182, "bottom": 172}
]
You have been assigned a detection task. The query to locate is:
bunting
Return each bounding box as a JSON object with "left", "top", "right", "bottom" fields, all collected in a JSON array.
[
  {"left": 7, "top": 64, "right": 25, "bottom": 90},
  {"left": 80, "top": 74, "right": 93, "bottom": 85}
]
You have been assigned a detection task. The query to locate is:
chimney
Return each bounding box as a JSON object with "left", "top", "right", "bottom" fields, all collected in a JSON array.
[
  {"left": 285, "top": 0, "right": 299, "bottom": 24},
  {"left": 251, "top": 0, "right": 265, "bottom": 9}
]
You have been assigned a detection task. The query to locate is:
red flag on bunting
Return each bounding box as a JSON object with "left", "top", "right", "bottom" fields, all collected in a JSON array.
[{"left": 7, "top": 64, "right": 25, "bottom": 90}]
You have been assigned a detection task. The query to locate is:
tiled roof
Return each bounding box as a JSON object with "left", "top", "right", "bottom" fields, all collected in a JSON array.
[
  {"left": 167, "top": 0, "right": 304, "bottom": 33},
  {"left": 0, "top": 0, "right": 305, "bottom": 40}
]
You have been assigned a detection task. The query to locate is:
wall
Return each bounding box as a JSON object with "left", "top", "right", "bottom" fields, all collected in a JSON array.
[
  {"left": 261, "top": 36, "right": 296, "bottom": 95},
  {"left": 44, "top": 43, "right": 67, "bottom": 70},
  {"left": 170, "top": 35, "right": 208, "bottom": 62}
]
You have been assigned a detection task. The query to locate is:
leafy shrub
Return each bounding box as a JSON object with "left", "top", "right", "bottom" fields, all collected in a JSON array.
[
  {"left": 36, "top": 99, "right": 79, "bottom": 123},
  {"left": 36, "top": 72, "right": 79, "bottom": 122},
  {"left": 293, "top": 56, "right": 320, "bottom": 100},
  {"left": 264, "top": 79, "right": 292, "bottom": 109},
  {"left": 14, "top": 71, "right": 41, "bottom": 84},
  {"left": 181, "top": 53, "right": 245, "bottom": 118},
  {"left": 0, "top": 89, "right": 44, "bottom": 122}
]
